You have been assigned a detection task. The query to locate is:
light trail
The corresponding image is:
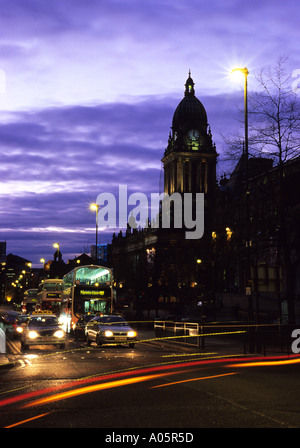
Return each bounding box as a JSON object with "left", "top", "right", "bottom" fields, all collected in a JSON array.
[
  {"left": 138, "top": 330, "right": 247, "bottom": 344},
  {"left": 0, "top": 356, "right": 239, "bottom": 408},
  {"left": 151, "top": 372, "right": 238, "bottom": 389},
  {"left": 1, "top": 354, "right": 298, "bottom": 410},
  {"left": 227, "top": 357, "right": 300, "bottom": 368},
  {"left": 4, "top": 412, "right": 52, "bottom": 428},
  {"left": 22, "top": 372, "right": 181, "bottom": 408},
  {"left": 161, "top": 352, "right": 217, "bottom": 358}
]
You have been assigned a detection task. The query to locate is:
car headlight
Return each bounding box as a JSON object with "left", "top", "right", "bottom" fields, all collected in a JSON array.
[
  {"left": 16, "top": 326, "right": 23, "bottom": 333},
  {"left": 127, "top": 331, "right": 136, "bottom": 338},
  {"left": 104, "top": 330, "right": 113, "bottom": 337},
  {"left": 28, "top": 331, "right": 38, "bottom": 339},
  {"left": 54, "top": 330, "right": 65, "bottom": 339}
]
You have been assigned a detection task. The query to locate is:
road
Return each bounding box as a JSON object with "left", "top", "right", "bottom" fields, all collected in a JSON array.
[{"left": 0, "top": 328, "right": 300, "bottom": 431}]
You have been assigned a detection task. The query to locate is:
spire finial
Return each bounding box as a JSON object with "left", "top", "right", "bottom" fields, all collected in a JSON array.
[{"left": 185, "top": 71, "right": 195, "bottom": 96}]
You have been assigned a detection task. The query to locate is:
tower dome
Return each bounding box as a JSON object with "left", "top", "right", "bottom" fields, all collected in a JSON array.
[{"left": 172, "top": 72, "right": 208, "bottom": 133}]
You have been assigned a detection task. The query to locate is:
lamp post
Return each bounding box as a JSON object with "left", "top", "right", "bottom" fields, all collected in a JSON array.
[
  {"left": 231, "top": 67, "right": 254, "bottom": 330},
  {"left": 231, "top": 67, "right": 249, "bottom": 167},
  {"left": 90, "top": 204, "right": 99, "bottom": 264}
]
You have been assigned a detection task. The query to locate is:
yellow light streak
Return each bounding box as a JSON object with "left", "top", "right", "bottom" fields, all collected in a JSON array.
[
  {"left": 151, "top": 372, "right": 238, "bottom": 389},
  {"left": 4, "top": 412, "right": 52, "bottom": 428},
  {"left": 161, "top": 353, "right": 217, "bottom": 358},
  {"left": 23, "top": 373, "right": 175, "bottom": 408},
  {"left": 227, "top": 358, "right": 300, "bottom": 368},
  {"left": 138, "top": 330, "right": 246, "bottom": 344}
]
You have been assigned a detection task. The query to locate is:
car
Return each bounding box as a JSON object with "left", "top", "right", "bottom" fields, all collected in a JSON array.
[
  {"left": 85, "top": 314, "right": 137, "bottom": 348},
  {"left": 0, "top": 311, "right": 22, "bottom": 339},
  {"left": 20, "top": 311, "right": 66, "bottom": 350},
  {"left": 71, "top": 314, "right": 96, "bottom": 339},
  {"left": 14, "top": 314, "right": 30, "bottom": 339},
  {"left": 0, "top": 314, "right": 13, "bottom": 338}
]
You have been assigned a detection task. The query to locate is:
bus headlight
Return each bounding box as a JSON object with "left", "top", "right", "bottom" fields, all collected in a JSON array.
[
  {"left": 59, "top": 315, "right": 67, "bottom": 325},
  {"left": 105, "top": 330, "right": 113, "bottom": 338},
  {"left": 28, "top": 331, "right": 38, "bottom": 339},
  {"left": 127, "top": 331, "right": 136, "bottom": 338},
  {"left": 54, "top": 330, "right": 65, "bottom": 339}
]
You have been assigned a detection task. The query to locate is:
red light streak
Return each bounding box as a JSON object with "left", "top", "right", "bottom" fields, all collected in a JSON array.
[
  {"left": 22, "top": 372, "right": 176, "bottom": 408},
  {"left": 0, "top": 354, "right": 298, "bottom": 410}
]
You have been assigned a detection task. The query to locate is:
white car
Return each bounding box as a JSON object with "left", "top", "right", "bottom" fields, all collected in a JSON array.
[{"left": 86, "top": 314, "right": 137, "bottom": 348}]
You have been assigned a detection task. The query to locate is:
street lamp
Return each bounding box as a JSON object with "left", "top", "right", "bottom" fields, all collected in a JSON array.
[
  {"left": 53, "top": 243, "right": 60, "bottom": 261},
  {"left": 231, "top": 66, "right": 250, "bottom": 262},
  {"left": 90, "top": 203, "right": 99, "bottom": 264},
  {"left": 231, "top": 67, "right": 254, "bottom": 330}
]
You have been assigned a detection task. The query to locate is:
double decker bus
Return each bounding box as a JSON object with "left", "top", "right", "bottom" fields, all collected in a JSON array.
[
  {"left": 62, "top": 265, "right": 114, "bottom": 332},
  {"left": 37, "top": 279, "right": 64, "bottom": 315}
]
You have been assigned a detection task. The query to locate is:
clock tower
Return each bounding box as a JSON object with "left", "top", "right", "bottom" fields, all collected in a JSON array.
[
  {"left": 161, "top": 72, "right": 217, "bottom": 238},
  {"left": 162, "top": 71, "right": 217, "bottom": 197}
]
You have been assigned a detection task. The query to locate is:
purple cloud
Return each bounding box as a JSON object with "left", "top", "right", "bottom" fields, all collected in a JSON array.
[{"left": 0, "top": 0, "right": 299, "bottom": 264}]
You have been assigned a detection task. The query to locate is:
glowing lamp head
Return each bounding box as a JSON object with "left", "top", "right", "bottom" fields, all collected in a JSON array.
[
  {"left": 90, "top": 203, "right": 99, "bottom": 212},
  {"left": 230, "top": 67, "right": 249, "bottom": 83}
]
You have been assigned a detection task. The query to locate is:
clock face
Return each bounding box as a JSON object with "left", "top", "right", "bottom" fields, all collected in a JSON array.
[{"left": 188, "top": 129, "right": 199, "bottom": 141}]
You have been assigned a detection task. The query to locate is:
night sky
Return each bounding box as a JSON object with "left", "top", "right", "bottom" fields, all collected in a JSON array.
[{"left": 0, "top": 0, "right": 299, "bottom": 266}]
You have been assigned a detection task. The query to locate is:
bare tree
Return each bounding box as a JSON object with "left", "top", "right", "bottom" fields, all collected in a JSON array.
[
  {"left": 249, "top": 56, "right": 300, "bottom": 164},
  {"left": 223, "top": 56, "right": 300, "bottom": 167}
]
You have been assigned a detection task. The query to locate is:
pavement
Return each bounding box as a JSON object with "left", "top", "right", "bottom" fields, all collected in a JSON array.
[
  {"left": 0, "top": 337, "right": 20, "bottom": 370},
  {"left": 0, "top": 352, "right": 14, "bottom": 370}
]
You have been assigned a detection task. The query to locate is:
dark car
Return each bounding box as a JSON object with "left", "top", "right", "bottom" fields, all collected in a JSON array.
[
  {"left": 0, "top": 314, "right": 13, "bottom": 338},
  {"left": 72, "top": 314, "right": 96, "bottom": 339},
  {"left": 14, "top": 314, "right": 30, "bottom": 339},
  {"left": 86, "top": 314, "right": 137, "bottom": 348},
  {"left": 0, "top": 311, "right": 22, "bottom": 339}
]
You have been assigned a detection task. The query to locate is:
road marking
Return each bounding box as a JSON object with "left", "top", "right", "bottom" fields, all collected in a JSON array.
[
  {"left": 17, "top": 358, "right": 32, "bottom": 368},
  {"left": 6, "top": 339, "right": 21, "bottom": 355}
]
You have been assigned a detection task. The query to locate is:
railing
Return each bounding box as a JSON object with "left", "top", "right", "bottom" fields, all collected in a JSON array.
[
  {"left": 154, "top": 321, "right": 206, "bottom": 348},
  {"left": 153, "top": 320, "right": 297, "bottom": 355}
]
